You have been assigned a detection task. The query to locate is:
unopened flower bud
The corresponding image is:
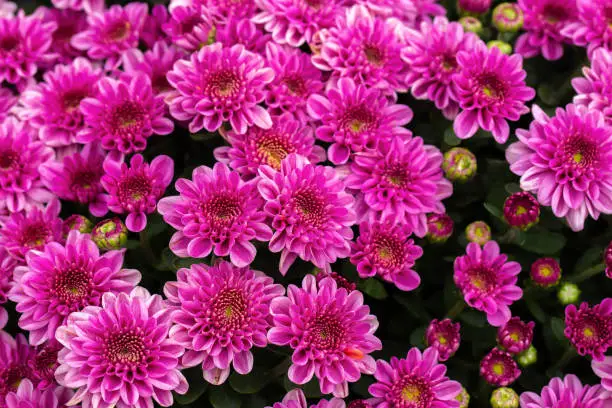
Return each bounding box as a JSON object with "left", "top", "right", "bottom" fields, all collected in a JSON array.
[
  {"left": 458, "top": 0, "right": 492, "bottom": 15},
  {"left": 557, "top": 282, "right": 581, "bottom": 305},
  {"left": 488, "top": 40, "right": 513, "bottom": 55},
  {"left": 517, "top": 345, "right": 537, "bottom": 367},
  {"left": 466, "top": 221, "right": 491, "bottom": 245},
  {"left": 531, "top": 258, "right": 561, "bottom": 288},
  {"left": 426, "top": 213, "right": 454, "bottom": 243},
  {"left": 443, "top": 148, "right": 477, "bottom": 182},
  {"left": 503, "top": 192, "right": 540, "bottom": 231},
  {"left": 459, "top": 16, "right": 483, "bottom": 34},
  {"left": 491, "top": 387, "right": 519, "bottom": 408},
  {"left": 62, "top": 215, "right": 93, "bottom": 237},
  {"left": 92, "top": 218, "right": 128, "bottom": 251},
  {"left": 492, "top": 3, "right": 524, "bottom": 32},
  {"left": 456, "top": 386, "right": 470, "bottom": 407}
]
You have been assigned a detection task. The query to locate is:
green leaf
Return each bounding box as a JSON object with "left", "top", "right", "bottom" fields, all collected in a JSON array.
[
  {"left": 520, "top": 230, "right": 566, "bottom": 255},
  {"left": 573, "top": 247, "right": 603, "bottom": 273},
  {"left": 551, "top": 317, "right": 566, "bottom": 342},
  {"left": 209, "top": 385, "right": 242, "bottom": 408},
  {"left": 228, "top": 370, "right": 270, "bottom": 394},
  {"left": 409, "top": 326, "right": 426, "bottom": 348},
  {"left": 444, "top": 128, "right": 461, "bottom": 147},
  {"left": 483, "top": 202, "right": 504, "bottom": 220},
  {"left": 525, "top": 298, "right": 547, "bottom": 323},
  {"left": 459, "top": 311, "right": 486, "bottom": 328},
  {"left": 358, "top": 278, "right": 388, "bottom": 300}
]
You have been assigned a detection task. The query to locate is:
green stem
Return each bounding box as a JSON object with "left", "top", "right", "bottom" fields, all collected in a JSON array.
[
  {"left": 139, "top": 230, "right": 157, "bottom": 267},
  {"left": 569, "top": 263, "right": 605, "bottom": 283},
  {"left": 548, "top": 348, "right": 577, "bottom": 376},
  {"left": 446, "top": 299, "right": 466, "bottom": 319},
  {"left": 270, "top": 356, "right": 292, "bottom": 378}
]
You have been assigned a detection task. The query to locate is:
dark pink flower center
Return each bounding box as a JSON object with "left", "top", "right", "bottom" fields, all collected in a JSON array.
[
  {"left": 383, "top": 165, "right": 409, "bottom": 187},
  {"left": 485, "top": 352, "right": 515, "bottom": 379},
  {"left": 305, "top": 0, "right": 324, "bottom": 9},
  {"left": 54, "top": 23, "right": 78, "bottom": 43},
  {"left": 0, "top": 364, "right": 29, "bottom": 395},
  {"left": 439, "top": 53, "right": 458, "bottom": 72},
  {"left": 105, "top": 20, "right": 131, "bottom": 42},
  {"left": 71, "top": 169, "right": 100, "bottom": 195},
  {"left": 152, "top": 73, "right": 171, "bottom": 94},
  {"left": 105, "top": 331, "right": 146, "bottom": 365},
  {"left": 207, "top": 69, "right": 242, "bottom": 98},
  {"left": 466, "top": 265, "right": 497, "bottom": 294},
  {"left": 283, "top": 75, "right": 307, "bottom": 96},
  {"left": 202, "top": 193, "right": 243, "bottom": 225},
  {"left": 372, "top": 234, "right": 404, "bottom": 269},
  {"left": 0, "top": 35, "right": 18, "bottom": 52},
  {"left": 556, "top": 135, "right": 599, "bottom": 181},
  {"left": 255, "top": 131, "right": 294, "bottom": 169},
  {"left": 117, "top": 174, "right": 152, "bottom": 207},
  {"left": 0, "top": 149, "right": 19, "bottom": 170},
  {"left": 307, "top": 314, "right": 345, "bottom": 351},
  {"left": 364, "top": 44, "right": 386, "bottom": 67},
  {"left": 477, "top": 73, "right": 508, "bottom": 101},
  {"left": 541, "top": 3, "right": 571, "bottom": 23},
  {"left": 52, "top": 267, "right": 93, "bottom": 306},
  {"left": 62, "top": 90, "right": 87, "bottom": 113},
  {"left": 19, "top": 222, "right": 52, "bottom": 251},
  {"left": 211, "top": 288, "right": 248, "bottom": 330},
  {"left": 342, "top": 105, "right": 377, "bottom": 134},
  {"left": 573, "top": 313, "right": 609, "bottom": 347},
  {"left": 110, "top": 101, "right": 147, "bottom": 135},
  {"left": 32, "top": 346, "right": 59, "bottom": 379},
  {"left": 293, "top": 188, "right": 327, "bottom": 227},
  {"left": 391, "top": 375, "right": 433, "bottom": 407}
]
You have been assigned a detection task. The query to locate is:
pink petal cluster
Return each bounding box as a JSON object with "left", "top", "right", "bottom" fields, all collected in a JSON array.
[
  {"left": 564, "top": 298, "right": 612, "bottom": 361},
  {"left": 561, "top": 0, "right": 612, "bottom": 57},
  {"left": 520, "top": 374, "right": 608, "bottom": 408},
  {"left": 266, "top": 389, "right": 346, "bottom": 408},
  {"left": 573, "top": 48, "right": 612, "bottom": 123},
  {"left": 3, "top": 380, "right": 72, "bottom": 408}
]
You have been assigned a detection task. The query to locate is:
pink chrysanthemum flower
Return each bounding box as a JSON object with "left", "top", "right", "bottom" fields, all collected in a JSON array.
[
  {"left": 158, "top": 162, "right": 272, "bottom": 267},
  {"left": 0, "top": 87, "right": 16, "bottom": 122},
  {"left": 515, "top": 0, "right": 578, "bottom": 61},
  {"left": 39, "top": 144, "right": 106, "bottom": 216},
  {"left": 354, "top": 0, "right": 418, "bottom": 25},
  {"left": 480, "top": 348, "right": 521, "bottom": 386},
  {"left": 573, "top": 48, "right": 612, "bottom": 123},
  {"left": 401, "top": 17, "right": 480, "bottom": 120},
  {"left": 258, "top": 154, "right": 356, "bottom": 275},
  {"left": 140, "top": 4, "right": 169, "bottom": 48},
  {"left": 253, "top": 0, "right": 342, "bottom": 47},
  {"left": 51, "top": 0, "right": 104, "bottom": 14},
  {"left": 55, "top": 288, "right": 188, "bottom": 408},
  {"left": 266, "top": 389, "right": 346, "bottom": 408},
  {"left": 0, "top": 332, "right": 35, "bottom": 406},
  {"left": 167, "top": 43, "right": 274, "bottom": 135},
  {"left": 264, "top": 42, "right": 323, "bottom": 124},
  {"left": 307, "top": 77, "right": 413, "bottom": 165},
  {"left": 0, "top": 1, "right": 14, "bottom": 18},
  {"left": 0, "top": 11, "right": 56, "bottom": 88},
  {"left": 100, "top": 154, "right": 174, "bottom": 232},
  {"left": 214, "top": 113, "right": 325, "bottom": 180},
  {"left": 0, "top": 249, "right": 16, "bottom": 329},
  {"left": 506, "top": 104, "right": 612, "bottom": 232},
  {"left": 34, "top": 8, "right": 87, "bottom": 66},
  {"left": 165, "top": 261, "right": 284, "bottom": 385},
  {"left": 0, "top": 123, "right": 54, "bottom": 211},
  {"left": 204, "top": 0, "right": 259, "bottom": 22},
  {"left": 345, "top": 137, "right": 453, "bottom": 237},
  {"left": 123, "top": 41, "right": 183, "bottom": 100},
  {"left": 350, "top": 221, "right": 424, "bottom": 291},
  {"left": 218, "top": 18, "right": 271, "bottom": 55},
  {"left": 530, "top": 258, "right": 562, "bottom": 287},
  {"left": 20, "top": 57, "right": 101, "bottom": 147},
  {"left": 315, "top": 271, "right": 357, "bottom": 292},
  {"left": 311, "top": 5, "right": 408, "bottom": 93},
  {"left": 425, "top": 318, "right": 461, "bottom": 361},
  {"left": 454, "top": 241, "right": 522, "bottom": 327},
  {"left": 78, "top": 72, "right": 173, "bottom": 153},
  {"left": 453, "top": 42, "right": 535, "bottom": 143},
  {"left": 503, "top": 191, "right": 540, "bottom": 230},
  {"left": 162, "top": 4, "right": 214, "bottom": 52},
  {"left": 28, "top": 341, "right": 62, "bottom": 390},
  {"left": 592, "top": 357, "right": 612, "bottom": 392},
  {"left": 564, "top": 299, "right": 612, "bottom": 361},
  {"left": 71, "top": 3, "right": 148, "bottom": 70},
  {"left": 0, "top": 199, "right": 63, "bottom": 261},
  {"left": 561, "top": 0, "right": 612, "bottom": 58},
  {"left": 520, "top": 374, "right": 608, "bottom": 408},
  {"left": 426, "top": 213, "right": 454, "bottom": 243},
  {"left": 368, "top": 347, "right": 462, "bottom": 407},
  {"left": 497, "top": 317, "right": 535, "bottom": 354},
  {"left": 8, "top": 231, "right": 141, "bottom": 346},
  {"left": 4, "top": 380, "right": 72, "bottom": 408},
  {"left": 268, "top": 275, "right": 382, "bottom": 397}
]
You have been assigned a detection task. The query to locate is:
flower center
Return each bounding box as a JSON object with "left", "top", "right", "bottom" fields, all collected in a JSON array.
[
  {"left": 283, "top": 75, "right": 307, "bottom": 96},
  {"left": 203, "top": 193, "right": 243, "bottom": 225},
  {"left": 393, "top": 376, "right": 433, "bottom": 407},
  {"left": 492, "top": 362, "right": 505, "bottom": 376},
  {"left": 0, "top": 36, "right": 18, "bottom": 51},
  {"left": 0, "top": 364, "right": 29, "bottom": 393},
  {"left": 62, "top": 89, "right": 87, "bottom": 113},
  {"left": 477, "top": 73, "right": 507, "bottom": 101},
  {"left": 33, "top": 345, "right": 60, "bottom": 377},
  {"left": 342, "top": 105, "right": 376, "bottom": 134},
  {"left": 110, "top": 101, "right": 147, "bottom": 134},
  {"left": 208, "top": 69, "right": 241, "bottom": 98},
  {"left": 256, "top": 131, "right": 293, "bottom": 169},
  {"left": 53, "top": 267, "right": 93, "bottom": 306},
  {"left": 117, "top": 174, "right": 152, "bottom": 207},
  {"left": 440, "top": 54, "right": 458, "bottom": 72},
  {"left": 384, "top": 165, "right": 409, "bottom": 187},
  {"left": 364, "top": 44, "right": 385, "bottom": 67},
  {"left": 373, "top": 235, "right": 404, "bottom": 269},
  {"left": 19, "top": 222, "right": 51, "bottom": 251},
  {"left": 105, "top": 331, "right": 146, "bottom": 364},
  {"left": 152, "top": 73, "right": 171, "bottom": 94},
  {"left": 561, "top": 136, "right": 598, "bottom": 170},
  {"left": 0, "top": 149, "right": 19, "bottom": 170},
  {"left": 466, "top": 266, "right": 497, "bottom": 294},
  {"left": 307, "top": 314, "right": 345, "bottom": 351},
  {"left": 105, "top": 21, "right": 131, "bottom": 42},
  {"left": 305, "top": 0, "right": 324, "bottom": 10},
  {"left": 212, "top": 288, "right": 248, "bottom": 329},
  {"left": 293, "top": 188, "right": 326, "bottom": 227},
  {"left": 541, "top": 4, "right": 571, "bottom": 23},
  {"left": 72, "top": 169, "right": 99, "bottom": 192}
]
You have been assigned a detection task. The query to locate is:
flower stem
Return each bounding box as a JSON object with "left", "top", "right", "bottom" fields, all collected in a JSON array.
[
  {"left": 139, "top": 230, "right": 157, "bottom": 267},
  {"left": 547, "top": 347, "right": 577, "bottom": 376},
  {"left": 569, "top": 263, "right": 605, "bottom": 283},
  {"left": 446, "top": 299, "right": 466, "bottom": 319}
]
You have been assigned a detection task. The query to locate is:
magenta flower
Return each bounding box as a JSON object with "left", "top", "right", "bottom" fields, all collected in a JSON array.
[
  {"left": 345, "top": 137, "right": 453, "bottom": 237},
  {"left": 515, "top": 0, "right": 578, "bottom": 61},
  {"left": 264, "top": 42, "right": 323, "bottom": 124},
  {"left": 218, "top": 18, "right": 271, "bottom": 55},
  {"left": 353, "top": 0, "right": 418, "bottom": 25},
  {"left": 71, "top": 3, "right": 148, "bottom": 70},
  {"left": 0, "top": 332, "right": 35, "bottom": 406},
  {"left": 503, "top": 191, "right": 540, "bottom": 230},
  {"left": 266, "top": 389, "right": 346, "bottom": 408},
  {"left": 214, "top": 113, "right": 325, "bottom": 180},
  {"left": 307, "top": 77, "right": 413, "bottom": 165},
  {"left": 315, "top": 271, "right": 357, "bottom": 292},
  {"left": 165, "top": 261, "right": 284, "bottom": 384},
  {"left": 530, "top": 258, "right": 562, "bottom": 287},
  {"left": 311, "top": 5, "right": 408, "bottom": 93},
  {"left": 564, "top": 299, "right": 612, "bottom": 361},
  {"left": 27, "top": 341, "right": 62, "bottom": 390},
  {"left": 561, "top": 0, "right": 612, "bottom": 57},
  {"left": 167, "top": 43, "right": 274, "bottom": 135},
  {"left": 454, "top": 241, "right": 522, "bottom": 327},
  {"left": 20, "top": 57, "right": 101, "bottom": 147},
  {"left": 122, "top": 41, "right": 183, "bottom": 100},
  {"left": 592, "top": 357, "right": 612, "bottom": 392},
  {"left": 140, "top": 4, "right": 169, "bottom": 48},
  {"left": 369, "top": 347, "right": 461, "bottom": 407},
  {"left": 0, "top": 199, "right": 63, "bottom": 261},
  {"left": 258, "top": 154, "right": 355, "bottom": 275},
  {"left": 425, "top": 318, "right": 461, "bottom": 361},
  {"left": 520, "top": 374, "right": 608, "bottom": 407},
  {"left": 453, "top": 42, "right": 535, "bottom": 143},
  {"left": 350, "top": 221, "right": 424, "bottom": 291},
  {"left": 480, "top": 348, "right": 521, "bottom": 386},
  {"left": 4, "top": 380, "right": 72, "bottom": 408},
  {"left": 204, "top": 0, "right": 258, "bottom": 22},
  {"left": 506, "top": 104, "right": 612, "bottom": 232},
  {"left": 573, "top": 48, "right": 612, "bottom": 123},
  {"left": 0, "top": 249, "right": 16, "bottom": 329},
  {"left": 100, "top": 154, "right": 174, "bottom": 232},
  {"left": 253, "top": 0, "right": 342, "bottom": 47},
  {"left": 268, "top": 275, "right": 382, "bottom": 397},
  {"left": 51, "top": 0, "right": 103, "bottom": 14},
  {"left": 78, "top": 72, "right": 173, "bottom": 154},
  {"left": 158, "top": 162, "right": 271, "bottom": 267},
  {"left": 0, "top": 87, "right": 16, "bottom": 122},
  {"left": 0, "top": 11, "right": 56, "bottom": 88},
  {"left": 34, "top": 8, "right": 88, "bottom": 66},
  {"left": 401, "top": 16, "right": 480, "bottom": 119},
  {"left": 55, "top": 288, "right": 188, "bottom": 408},
  {"left": 426, "top": 213, "right": 454, "bottom": 243},
  {"left": 497, "top": 317, "right": 535, "bottom": 354},
  {"left": 8, "top": 230, "right": 141, "bottom": 346},
  {"left": 162, "top": 4, "right": 214, "bottom": 52}
]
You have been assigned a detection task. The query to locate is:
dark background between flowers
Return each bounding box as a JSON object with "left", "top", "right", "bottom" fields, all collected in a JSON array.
[{"left": 8, "top": 0, "right": 612, "bottom": 406}]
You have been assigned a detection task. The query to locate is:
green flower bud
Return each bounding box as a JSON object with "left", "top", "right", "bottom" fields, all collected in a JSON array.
[
  {"left": 557, "top": 282, "right": 581, "bottom": 305},
  {"left": 62, "top": 215, "right": 93, "bottom": 238},
  {"left": 92, "top": 218, "right": 128, "bottom": 251},
  {"left": 488, "top": 40, "right": 513, "bottom": 55},
  {"left": 517, "top": 345, "right": 537, "bottom": 367},
  {"left": 466, "top": 221, "right": 491, "bottom": 245},
  {"left": 456, "top": 386, "right": 470, "bottom": 408},
  {"left": 443, "top": 148, "right": 477, "bottom": 182},
  {"left": 492, "top": 3, "right": 524, "bottom": 32},
  {"left": 459, "top": 16, "right": 483, "bottom": 34},
  {"left": 491, "top": 388, "right": 519, "bottom": 408}
]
